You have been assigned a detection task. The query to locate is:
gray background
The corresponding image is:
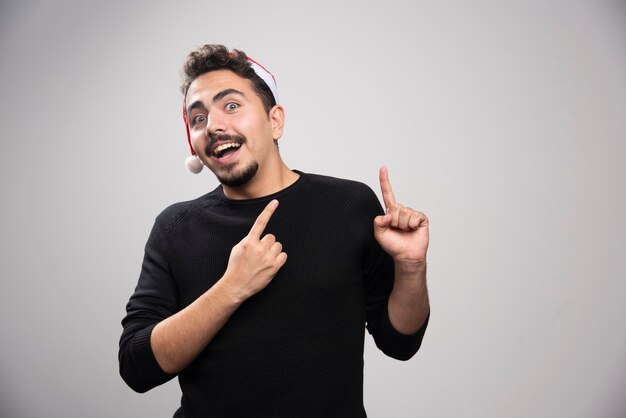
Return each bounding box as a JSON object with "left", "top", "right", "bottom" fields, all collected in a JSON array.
[{"left": 1, "top": 0, "right": 625, "bottom": 417}]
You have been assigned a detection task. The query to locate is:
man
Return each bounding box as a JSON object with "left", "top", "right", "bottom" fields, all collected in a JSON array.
[{"left": 119, "top": 44, "right": 430, "bottom": 418}]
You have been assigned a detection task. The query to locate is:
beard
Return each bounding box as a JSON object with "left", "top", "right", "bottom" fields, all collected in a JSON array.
[
  {"left": 205, "top": 132, "right": 258, "bottom": 187},
  {"left": 215, "top": 160, "right": 259, "bottom": 187}
]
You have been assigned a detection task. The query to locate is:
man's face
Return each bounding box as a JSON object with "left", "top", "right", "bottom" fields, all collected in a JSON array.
[{"left": 185, "top": 70, "right": 280, "bottom": 187}]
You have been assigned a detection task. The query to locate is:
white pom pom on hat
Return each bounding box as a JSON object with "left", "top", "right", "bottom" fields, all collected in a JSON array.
[
  {"left": 182, "top": 55, "right": 279, "bottom": 174},
  {"left": 182, "top": 102, "right": 205, "bottom": 173},
  {"left": 185, "top": 155, "right": 204, "bottom": 174}
]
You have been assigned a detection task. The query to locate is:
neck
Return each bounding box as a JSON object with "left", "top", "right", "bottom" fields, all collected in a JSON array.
[{"left": 222, "top": 161, "right": 300, "bottom": 200}]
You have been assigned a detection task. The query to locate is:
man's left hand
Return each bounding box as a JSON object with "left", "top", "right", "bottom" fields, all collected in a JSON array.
[{"left": 374, "top": 166, "right": 429, "bottom": 265}]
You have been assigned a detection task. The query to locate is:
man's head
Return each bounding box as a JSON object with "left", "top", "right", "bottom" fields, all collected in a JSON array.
[
  {"left": 181, "top": 45, "right": 286, "bottom": 191},
  {"left": 181, "top": 44, "right": 277, "bottom": 115}
]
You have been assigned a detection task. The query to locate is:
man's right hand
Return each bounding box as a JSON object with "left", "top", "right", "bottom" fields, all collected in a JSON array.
[
  {"left": 150, "top": 199, "right": 287, "bottom": 374},
  {"left": 222, "top": 199, "right": 288, "bottom": 302}
]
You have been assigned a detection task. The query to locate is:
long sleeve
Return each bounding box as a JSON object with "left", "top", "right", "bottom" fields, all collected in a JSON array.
[
  {"left": 119, "top": 214, "right": 178, "bottom": 392},
  {"left": 359, "top": 186, "right": 429, "bottom": 360}
]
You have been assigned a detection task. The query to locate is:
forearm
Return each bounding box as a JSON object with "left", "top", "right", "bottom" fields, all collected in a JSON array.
[
  {"left": 150, "top": 278, "right": 243, "bottom": 374},
  {"left": 151, "top": 200, "right": 287, "bottom": 374},
  {"left": 388, "top": 261, "right": 430, "bottom": 334}
]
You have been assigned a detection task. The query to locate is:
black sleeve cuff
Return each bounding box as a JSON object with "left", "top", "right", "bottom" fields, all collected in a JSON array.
[
  {"left": 119, "top": 323, "right": 176, "bottom": 393},
  {"left": 373, "top": 308, "right": 430, "bottom": 361}
]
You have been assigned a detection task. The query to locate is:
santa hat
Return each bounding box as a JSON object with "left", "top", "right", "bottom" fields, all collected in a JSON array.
[{"left": 184, "top": 57, "right": 279, "bottom": 174}]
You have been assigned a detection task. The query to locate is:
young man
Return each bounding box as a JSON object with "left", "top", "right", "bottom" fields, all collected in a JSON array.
[{"left": 120, "top": 44, "right": 430, "bottom": 418}]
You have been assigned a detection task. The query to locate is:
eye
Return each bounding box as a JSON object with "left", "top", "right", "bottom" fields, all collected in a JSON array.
[
  {"left": 191, "top": 114, "right": 207, "bottom": 126},
  {"left": 225, "top": 102, "right": 239, "bottom": 111}
]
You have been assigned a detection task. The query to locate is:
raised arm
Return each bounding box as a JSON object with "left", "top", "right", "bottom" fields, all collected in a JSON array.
[{"left": 373, "top": 167, "right": 430, "bottom": 334}]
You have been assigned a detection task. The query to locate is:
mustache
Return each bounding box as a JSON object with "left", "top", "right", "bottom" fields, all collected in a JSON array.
[{"left": 206, "top": 133, "right": 247, "bottom": 154}]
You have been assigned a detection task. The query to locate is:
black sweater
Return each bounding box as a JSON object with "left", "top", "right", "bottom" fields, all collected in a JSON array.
[{"left": 119, "top": 172, "right": 428, "bottom": 418}]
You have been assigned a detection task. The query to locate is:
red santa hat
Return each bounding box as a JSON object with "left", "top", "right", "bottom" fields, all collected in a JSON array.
[{"left": 184, "top": 57, "right": 279, "bottom": 174}]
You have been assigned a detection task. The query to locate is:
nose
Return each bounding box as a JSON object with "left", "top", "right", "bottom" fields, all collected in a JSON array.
[{"left": 205, "top": 112, "right": 226, "bottom": 135}]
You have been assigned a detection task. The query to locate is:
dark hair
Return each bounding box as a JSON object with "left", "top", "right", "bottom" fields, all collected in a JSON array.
[{"left": 181, "top": 44, "right": 276, "bottom": 114}]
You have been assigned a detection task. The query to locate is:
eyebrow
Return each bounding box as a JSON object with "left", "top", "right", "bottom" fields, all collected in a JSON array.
[{"left": 186, "top": 88, "right": 246, "bottom": 115}]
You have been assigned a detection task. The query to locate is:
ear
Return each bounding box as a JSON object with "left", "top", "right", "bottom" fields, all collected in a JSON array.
[{"left": 269, "top": 105, "right": 285, "bottom": 140}]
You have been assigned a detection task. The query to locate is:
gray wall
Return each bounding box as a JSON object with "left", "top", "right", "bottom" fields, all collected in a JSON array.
[{"left": 1, "top": 0, "right": 624, "bottom": 417}]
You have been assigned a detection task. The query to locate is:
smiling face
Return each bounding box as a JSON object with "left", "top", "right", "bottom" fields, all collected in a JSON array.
[{"left": 185, "top": 69, "right": 284, "bottom": 190}]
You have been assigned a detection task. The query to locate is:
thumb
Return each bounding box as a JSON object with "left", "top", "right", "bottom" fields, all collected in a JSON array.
[{"left": 373, "top": 214, "right": 391, "bottom": 236}]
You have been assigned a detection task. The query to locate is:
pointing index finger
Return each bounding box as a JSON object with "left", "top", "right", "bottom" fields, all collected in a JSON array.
[
  {"left": 248, "top": 199, "right": 279, "bottom": 239},
  {"left": 379, "top": 166, "right": 396, "bottom": 210}
]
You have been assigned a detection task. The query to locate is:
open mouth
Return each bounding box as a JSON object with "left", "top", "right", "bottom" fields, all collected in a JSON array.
[{"left": 212, "top": 142, "right": 241, "bottom": 159}]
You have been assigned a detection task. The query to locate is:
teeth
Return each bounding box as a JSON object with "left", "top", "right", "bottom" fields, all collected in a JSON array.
[{"left": 214, "top": 143, "right": 241, "bottom": 155}]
